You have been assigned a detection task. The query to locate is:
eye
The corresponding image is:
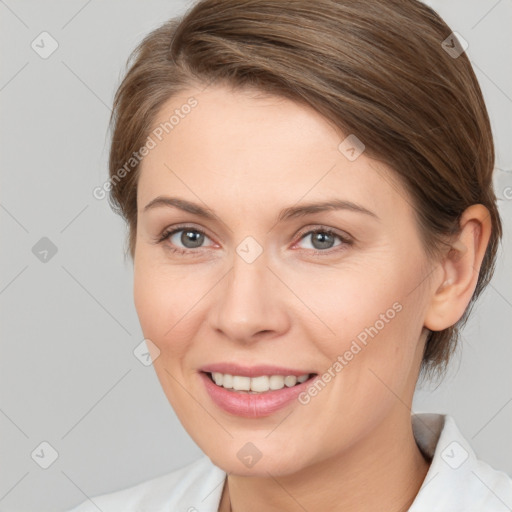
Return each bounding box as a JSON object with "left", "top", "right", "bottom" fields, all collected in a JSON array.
[
  {"left": 295, "top": 227, "right": 352, "bottom": 253},
  {"left": 157, "top": 225, "right": 215, "bottom": 254}
]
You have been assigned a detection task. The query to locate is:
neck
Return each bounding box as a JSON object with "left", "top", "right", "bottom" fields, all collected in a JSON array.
[{"left": 219, "top": 409, "right": 430, "bottom": 512}]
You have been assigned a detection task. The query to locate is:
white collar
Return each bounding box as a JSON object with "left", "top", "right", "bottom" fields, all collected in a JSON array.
[{"left": 409, "top": 413, "right": 512, "bottom": 511}]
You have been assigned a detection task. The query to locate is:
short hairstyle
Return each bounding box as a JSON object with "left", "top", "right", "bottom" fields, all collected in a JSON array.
[{"left": 106, "top": 0, "right": 502, "bottom": 379}]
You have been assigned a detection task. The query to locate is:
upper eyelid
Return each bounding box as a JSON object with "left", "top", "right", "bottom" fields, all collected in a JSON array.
[
  {"left": 295, "top": 225, "right": 351, "bottom": 240},
  {"left": 164, "top": 224, "right": 214, "bottom": 241}
]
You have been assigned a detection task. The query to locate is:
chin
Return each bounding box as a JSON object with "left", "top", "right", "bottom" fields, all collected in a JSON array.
[{"left": 204, "top": 440, "right": 308, "bottom": 477}]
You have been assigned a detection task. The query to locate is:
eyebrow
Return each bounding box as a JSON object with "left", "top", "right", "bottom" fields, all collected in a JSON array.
[{"left": 143, "top": 196, "right": 379, "bottom": 222}]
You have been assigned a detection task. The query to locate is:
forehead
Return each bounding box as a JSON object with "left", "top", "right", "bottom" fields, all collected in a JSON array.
[{"left": 137, "top": 85, "right": 408, "bottom": 220}]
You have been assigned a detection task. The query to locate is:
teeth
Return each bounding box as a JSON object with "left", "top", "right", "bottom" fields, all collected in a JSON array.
[
  {"left": 212, "top": 372, "right": 224, "bottom": 386},
  {"left": 210, "top": 372, "right": 311, "bottom": 393},
  {"left": 284, "top": 375, "right": 297, "bottom": 387},
  {"left": 232, "top": 375, "right": 251, "bottom": 391},
  {"left": 222, "top": 374, "right": 232, "bottom": 388},
  {"left": 251, "top": 375, "right": 270, "bottom": 392},
  {"left": 269, "top": 375, "right": 284, "bottom": 390}
]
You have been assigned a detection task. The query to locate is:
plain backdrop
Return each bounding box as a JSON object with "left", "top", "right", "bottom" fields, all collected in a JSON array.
[{"left": 0, "top": 1, "right": 511, "bottom": 511}]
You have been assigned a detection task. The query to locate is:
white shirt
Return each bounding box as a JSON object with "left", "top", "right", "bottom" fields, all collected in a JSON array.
[{"left": 66, "top": 413, "right": 512, "bottom": 511}]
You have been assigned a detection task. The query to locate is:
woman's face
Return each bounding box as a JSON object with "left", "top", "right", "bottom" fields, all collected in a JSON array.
[{"left": 134, "top": 84, "right": 436, "bottom": 475}]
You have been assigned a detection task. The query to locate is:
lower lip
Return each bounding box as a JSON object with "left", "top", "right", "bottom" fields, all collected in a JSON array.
[{"left": 199, "top": 372, "right": 317, "bottom": 418}]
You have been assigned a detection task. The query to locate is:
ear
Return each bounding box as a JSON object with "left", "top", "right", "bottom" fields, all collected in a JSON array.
[{"left": 423, "top": 204, "right": 492, "bottom": 332}]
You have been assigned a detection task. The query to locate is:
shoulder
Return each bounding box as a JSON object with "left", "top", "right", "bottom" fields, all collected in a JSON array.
[
  {"left": 64, "top": 455, "right": 226, "bottom": 512},
  {"left": 410, "top": 413, "right": 512, "bottom": 511}
]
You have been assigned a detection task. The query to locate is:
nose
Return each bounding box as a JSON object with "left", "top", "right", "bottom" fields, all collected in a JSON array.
[{"left": 208, "top": 251, "right": 290, "bottom": 344}]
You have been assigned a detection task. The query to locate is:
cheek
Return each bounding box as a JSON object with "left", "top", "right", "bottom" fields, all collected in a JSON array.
[
  {"left": 133, "top": 258, "right": 184, "bottom": 351},
  {"left": 133, "top": 255, "right": 217, "bottom": 361},
  {"left": 297, "top": 250, "right": 426, "bottom": 389},
  {"left": 133, "top": 261, "right": 204, "bottom": 410},
  {"left": 291, "top": 259, "right": 412, "bottom": 349}
]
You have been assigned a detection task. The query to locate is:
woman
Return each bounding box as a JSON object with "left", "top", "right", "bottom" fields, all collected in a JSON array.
[{"left": 68, "top": 0, "right": 512, "bottom": 510}]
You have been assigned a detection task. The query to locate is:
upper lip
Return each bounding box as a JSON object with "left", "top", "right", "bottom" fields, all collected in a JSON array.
[{"left": 199, "top": 363, "right": 316, "bottom": 378}]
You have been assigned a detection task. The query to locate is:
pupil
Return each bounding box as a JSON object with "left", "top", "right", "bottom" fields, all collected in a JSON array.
[
  {"left": 182, "top": 230, "right": 204, "bottom": 248},
  {"left": 313, "top": 232, "right": 333, "bottom": 250}
]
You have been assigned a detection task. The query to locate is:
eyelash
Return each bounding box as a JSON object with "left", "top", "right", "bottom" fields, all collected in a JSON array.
[{"left": 156, "top": 224, "right": 353, "bottom": 257}]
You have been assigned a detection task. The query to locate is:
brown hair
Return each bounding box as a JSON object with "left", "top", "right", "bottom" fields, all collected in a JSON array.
[{"left": 107, "top": 0, "right": 502, "bottom": 379}]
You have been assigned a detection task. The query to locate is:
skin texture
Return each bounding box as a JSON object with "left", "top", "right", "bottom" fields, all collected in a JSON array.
[{"left": 133, "top": 84, "right": 491, "bottom": 512}]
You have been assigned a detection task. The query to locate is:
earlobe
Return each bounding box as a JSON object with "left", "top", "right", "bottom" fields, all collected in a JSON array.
[{"left": 423, "top": 204, "right": 492, "bottom": 332}]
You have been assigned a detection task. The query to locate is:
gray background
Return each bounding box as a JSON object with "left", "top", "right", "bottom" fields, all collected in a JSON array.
[{"left": 0, "top": 1, "right": 510, "bottom": 511}]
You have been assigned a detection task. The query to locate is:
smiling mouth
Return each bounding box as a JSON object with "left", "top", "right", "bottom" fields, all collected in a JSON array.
[{"left": 203, "top": 371, "right": 317, "bottom": 394}]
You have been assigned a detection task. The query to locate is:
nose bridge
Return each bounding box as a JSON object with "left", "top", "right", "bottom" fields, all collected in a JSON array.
[{"left": 209, "top": 240, "right": 287, "bottom": 341}]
